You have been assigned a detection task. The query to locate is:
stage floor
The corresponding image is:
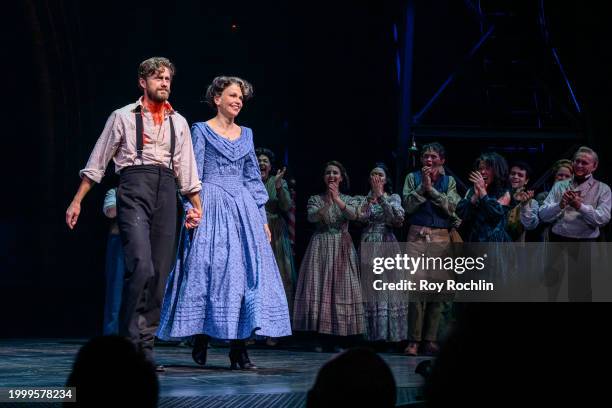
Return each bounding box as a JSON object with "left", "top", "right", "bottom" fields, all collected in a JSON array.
[{"left": 0, "top": 339, "right": 427, "bottom": 407}]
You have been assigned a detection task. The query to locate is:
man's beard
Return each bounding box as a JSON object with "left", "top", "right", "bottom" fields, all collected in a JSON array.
[{"left": 147, "top": 88, "right": 169, "bottom": 103}]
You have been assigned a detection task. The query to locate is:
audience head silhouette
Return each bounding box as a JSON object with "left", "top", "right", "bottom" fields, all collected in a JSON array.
[
  {"left": 307, "top": 347, "right": 396, "bottom": 408},
  {"left": 65, "top": 336, "right": 158, "bottom": 407}
]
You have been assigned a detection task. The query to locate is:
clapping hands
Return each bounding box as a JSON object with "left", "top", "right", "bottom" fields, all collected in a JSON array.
[
  {"left": 422, "top": 167, "right": 433, "bottom": 192},
  {"left": 468, "top": 171, "right": 487, "bottom": 198},
  {"left": 514, "top": 190, "right": 534, "bottom": 204},
  {"left": 274, "top": 167, "right": 287, "bottom": 190},
  {"left": 328, "top": 180, "right": 340, "bottom": 201},
  {"left": 561, "top": 190, "right": 582, "bottom": 210},
  {"left": 370, "top": 175, "right": 385, "bottom": 200}
]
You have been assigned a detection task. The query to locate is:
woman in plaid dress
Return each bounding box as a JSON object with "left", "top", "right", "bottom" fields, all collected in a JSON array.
[
  {"left": 293, "top": 161, "right": 365, "bottom": 344},
  {"left": 353, "top": 164, "right": 409, "bottom": 343}
]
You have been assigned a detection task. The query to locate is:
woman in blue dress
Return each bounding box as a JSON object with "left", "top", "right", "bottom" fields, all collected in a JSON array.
[{"left": 158, "top": 76, "right": 291, "bottom": 369}]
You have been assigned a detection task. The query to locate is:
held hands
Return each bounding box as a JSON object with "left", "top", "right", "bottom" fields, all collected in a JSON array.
[
  {"left": 468, "top": 171, "right": 487, "bottom": 198},
  {"left": 275, "top": 167, "right": 287, "bottom": 190},
  {"left": 185, "top": 208, "right": 202, "bottom": 229},
  {"left": 65, "top": 200, "right": 81, "bottom": 230}
]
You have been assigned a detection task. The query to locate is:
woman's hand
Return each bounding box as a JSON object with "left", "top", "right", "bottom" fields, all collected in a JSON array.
[
  {"left": 370, "top": 175, "right": 384, "bottom": 200},
  {"left": 497, "top": 191, "right": 511, "bottom": 206},
  {"left": 468, "top": 171, "right": 487, "bottom": 198},
  {"left": 264, "top": 224, "right": 272, "bottom": 243},
  {"left": 275, "top": 167, "right": 287, "bottom": 190},
  {"left": 328, "top": 181, "right": 340, "bottom": 202}
]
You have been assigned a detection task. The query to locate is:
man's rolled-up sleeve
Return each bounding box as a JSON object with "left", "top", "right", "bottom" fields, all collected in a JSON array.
[{"left": 79, "top": 111, "right": 123, "bottom": 183}]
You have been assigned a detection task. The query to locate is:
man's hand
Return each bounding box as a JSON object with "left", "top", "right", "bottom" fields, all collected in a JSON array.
[
  {"left": 561, "top": 190, "right": 574, "bottom": 209},
  {"left": 185, "top": 208, "right": 202, "bottom": 229},
  {"left": 66, "top": 176, "right": 94, "bottom": 230},
  {"left": 104, "top": 206, "right": 117, "bottom": 219},
  {"left": 568, "top": 191, "right": 583, "bottom": 210},
  {"left": 422, "top": 167, "right": 433, "bottom": 192},
  {"left": 185, "top": 191, "right": 203, "bottom": 229},
  {"left": 515, "top": 190, "right": 534, "bottom": 204},
  {"left": 66, "top": 200, "right": 81, "bottom": 230}
]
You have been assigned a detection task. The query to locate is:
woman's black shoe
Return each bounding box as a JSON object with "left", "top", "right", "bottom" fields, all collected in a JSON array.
[
  {"left": 192, "top": 334, "right": 210, "bottom": 366},
  {"left": 229, "top": 341, "right": 257, "bottom": 370}
]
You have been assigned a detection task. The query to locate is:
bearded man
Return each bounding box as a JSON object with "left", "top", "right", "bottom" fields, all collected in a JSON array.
[{"left": 66, "top": 57, "right": 202, "bottom": 370}]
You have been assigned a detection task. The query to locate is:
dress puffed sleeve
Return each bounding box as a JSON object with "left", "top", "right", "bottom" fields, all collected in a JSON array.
[
  {"left": 379, "top": 193, "right": 405, "bottom": 227},
  {"left": 307, "top": 194, "right": 326, "bottom": 223},
  {"left": 276, "top": 178, "right": 293, "bottom": 213}
]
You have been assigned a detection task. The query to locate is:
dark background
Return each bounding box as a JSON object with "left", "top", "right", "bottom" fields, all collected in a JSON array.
[{"left": 2, "top": 0, "right": 610, "bottom": 337}]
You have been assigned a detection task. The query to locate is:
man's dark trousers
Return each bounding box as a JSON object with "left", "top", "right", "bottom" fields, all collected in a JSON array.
[{"left": 117, "top": 164, "right": 178, "bottom": 361}]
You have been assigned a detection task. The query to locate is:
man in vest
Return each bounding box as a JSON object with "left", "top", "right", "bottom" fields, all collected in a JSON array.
[
  {"left": 539, "top": 146, "right": 611, "bottom": 301},
  {"left": 402, "top": 142, "right": 461, "bottom": 356},
  {"left": 65, "top": 57, "right": 203, "bottom": 370}
]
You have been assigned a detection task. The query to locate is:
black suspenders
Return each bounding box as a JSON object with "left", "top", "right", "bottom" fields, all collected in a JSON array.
[
  {"left": 168, "top": 116, "right": 176, "bottom": 169},
  {"left": 134, "top": 107, "right": 176, "bottom": 169},
  {"left": 135, "top": 108, "right": 144, "bottom": 161}
]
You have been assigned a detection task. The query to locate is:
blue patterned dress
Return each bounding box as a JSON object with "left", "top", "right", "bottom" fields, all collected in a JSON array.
[{"left": 157, "top": 122, "right": 292, "bottom": 340}]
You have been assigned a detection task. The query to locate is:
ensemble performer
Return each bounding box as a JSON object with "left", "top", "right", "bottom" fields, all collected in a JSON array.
[
  {"left": 506, "top": 161, "right": 533, "bottom": 242},
  {"left": 539, "top": 146, "right": 611, "bottom": 242},
  {"left": 534, "top": 159, "right": 574, "bottom": 207},
  {"left": 456, "top": 152, "right": 512, "bottom": 286},
  {"left": 520, "top": 159, "right": 574, "bottom": 239},
  {"left": 157, "top": 76, "right": 291, "bottom": 369},
  {"left": 293, "top": 161, "right": 365, "bottom": 350},
  {"left": 256, "top": 147, "right": 297, "bottom": 345},
  {"left": 456, "top": 152, "right": 512, "bottom": 243},
  {"left": 402, "top": 143, "right": 461, "bottom": 356},
  {"left": 65, "top": 57, "right": 203, "bottom": 371},
  {"left": 353, "top": 163, "right": 408, "bottom": 343},
  {"left": 539, "top": 146, "right": 611, "bottom": 301}
]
